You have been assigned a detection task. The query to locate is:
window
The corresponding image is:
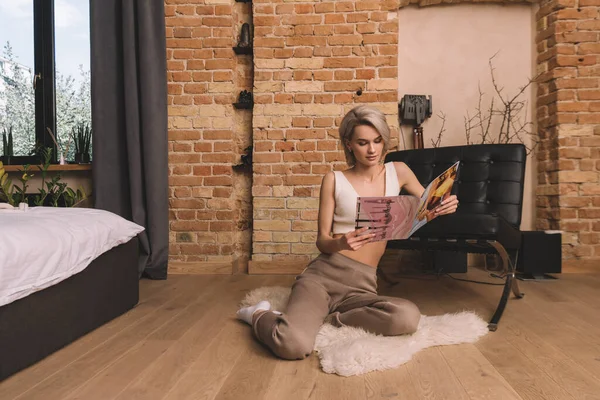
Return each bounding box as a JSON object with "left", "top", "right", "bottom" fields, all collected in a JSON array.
[{"left": 0, "top": 0, "right": 91, "bottom": 164}]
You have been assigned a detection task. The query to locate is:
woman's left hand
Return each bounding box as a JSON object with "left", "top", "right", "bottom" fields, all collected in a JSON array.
[{"left": 434, "top": 195, "right": 459, "bottom": 216}]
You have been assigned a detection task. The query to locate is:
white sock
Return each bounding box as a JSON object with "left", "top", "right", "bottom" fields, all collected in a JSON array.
[{"left": 236, "top": 300, "right": 271, "bottom": 325}]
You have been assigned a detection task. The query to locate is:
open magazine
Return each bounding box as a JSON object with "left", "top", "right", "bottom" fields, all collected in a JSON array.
[{"left": 355, "top": 161, "right": 460, "bottom": 241}]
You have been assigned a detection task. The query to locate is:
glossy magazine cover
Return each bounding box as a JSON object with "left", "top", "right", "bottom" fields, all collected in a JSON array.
[{"left": 355, "top": 161, "right": 459, "bottom": 241}]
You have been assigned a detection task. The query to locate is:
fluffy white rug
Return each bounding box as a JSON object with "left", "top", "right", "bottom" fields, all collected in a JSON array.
[{"left": 241, "top": 286, "right": 489, "bottom": 377}]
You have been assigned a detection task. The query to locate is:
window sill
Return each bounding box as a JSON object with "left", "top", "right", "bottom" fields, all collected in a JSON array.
[{"left": 2, "top": 164, "right": 92, "bottom": 172}]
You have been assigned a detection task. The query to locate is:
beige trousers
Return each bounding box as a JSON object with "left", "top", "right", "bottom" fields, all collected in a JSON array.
[{"left": 252, "top": 252, "right": 421, "bottom": 360}]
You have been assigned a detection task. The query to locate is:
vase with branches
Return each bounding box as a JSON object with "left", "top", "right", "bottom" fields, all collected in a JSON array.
[
  {"left": 464, "top": 53, "right": 539, "bottom": 154},
  {"left": 430, "top": 53, "right": 538, "bottom": 154}
]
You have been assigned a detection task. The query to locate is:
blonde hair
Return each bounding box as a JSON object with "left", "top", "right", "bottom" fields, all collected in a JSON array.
[{"left": 338, "top": 105, "right": 391, "bottom": 166}]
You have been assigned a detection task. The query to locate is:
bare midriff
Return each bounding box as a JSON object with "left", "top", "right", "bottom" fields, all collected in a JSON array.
[{"left": 332, "top": 234, "right": 387, "bottom": 268}]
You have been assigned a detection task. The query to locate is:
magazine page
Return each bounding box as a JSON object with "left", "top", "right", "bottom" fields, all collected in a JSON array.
[
  {"left": 355, "top": 195, "right": 420, "bottom": 241},
  {"left": 355, "top": 161, "right": 459, "bottom": 242},
  {"left": 407, "top": 161, "right": 460, "bottom": 237}
]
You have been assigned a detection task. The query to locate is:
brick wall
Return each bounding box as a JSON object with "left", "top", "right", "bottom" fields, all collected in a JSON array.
[
  {"left": 165, "top": 0, "right": 253, "bottom": 273},
  {"left": 535, "top": 0, "right": 600, "bottom": 263},
  {"left": 164, "top": 0, "right": 600, "bottom": 273},
  {"left": 249, "top": 0, "right": 401, "bottom": 272}
]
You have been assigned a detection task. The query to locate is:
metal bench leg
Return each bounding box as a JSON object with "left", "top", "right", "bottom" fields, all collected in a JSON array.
[{"left": 486, "top": 240, "right": 524, "bottom": 331}]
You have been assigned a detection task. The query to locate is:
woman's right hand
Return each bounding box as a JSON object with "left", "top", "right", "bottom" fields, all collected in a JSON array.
[{"left": 338, "top": 227, "right": 376, "bottom": 251}]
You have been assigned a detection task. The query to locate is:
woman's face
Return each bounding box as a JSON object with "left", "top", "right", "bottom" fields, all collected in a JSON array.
[{"left": 347, "top": 124, "right": 385, "bottom": 167}]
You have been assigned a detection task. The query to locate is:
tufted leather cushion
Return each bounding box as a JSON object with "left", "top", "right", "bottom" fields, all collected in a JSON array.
[{"left": 385, "top": 143, "right": 526, "bottom": 229}]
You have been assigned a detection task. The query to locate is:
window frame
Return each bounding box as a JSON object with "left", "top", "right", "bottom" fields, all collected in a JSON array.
[
  {"left": 5, "top": 0, "right": 57, "bottom": 165},
  {"left": 34, "top": 0, "right": 57, "bottom": 161}
]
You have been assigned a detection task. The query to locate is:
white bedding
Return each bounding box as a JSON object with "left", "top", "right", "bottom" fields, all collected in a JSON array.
[{"left": 0, "top": 207, "right": 144, "bottom": 307}]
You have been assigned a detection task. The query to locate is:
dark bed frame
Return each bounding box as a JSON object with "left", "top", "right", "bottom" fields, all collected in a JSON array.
[{"left": 0, "top": 238, "right": 139, "bottom": 381}]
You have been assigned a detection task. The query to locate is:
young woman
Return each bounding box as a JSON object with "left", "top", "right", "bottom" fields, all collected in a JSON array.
[{"left": 237, "top": 105, "right": 459, "bottom": 360}]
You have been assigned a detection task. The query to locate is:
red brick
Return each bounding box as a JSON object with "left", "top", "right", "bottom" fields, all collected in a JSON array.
[
  {"left": 314, "top": 94, "right": 334, "bottom": 103},
  {"left": 294, "top": 94, "right": 313, "bottom": 103},
  {"left": 173, "top": 28, "right": 192, "bottom": 38},
  {"left": 324, "top": 14, "right": 345, "bottom": 24},
  {"left": 274, "top": 93, "right": 293, "bottom": 104},
  {"left": 195, "top": 6, "right": 215, "bottom": 15},
  {"left": 171, "top": 72, "right": 193, "bottom": 83},
  {"left": 272, "top": 49, "right": 292, "bottom": 59},
  {"left": 314, "top": 71, "right": 334, "bottom": 81},
  {"left": 292, "top": 117, "right": 311, "bottom": 127},
  {"left": 323, "top": 58, "right": 364, "bottom": 68},
  {"left": 346, "top": 13, "right": 369, "bottom": 23},
  {"left": 255, "top": 37, "right": 285, "bottom": 48},
  {"left": 255, "top": 4, "right": 274, "bottom": 13},
  {"left": 295, "top": 4, "right": 314, "bottom": 13},
  {"left": 184, "top": 83, "right": 207, "bottom": 94},
  {"left": 275, "top": 4, "right": 294, "bottom": 14},
  {"left": 293, "top": 47, "right": 314, "bottom": 58},
  {"left": 167, "top": 39, "right": 204, "bottom": 49},
  {"left": 293, "top": 71, "right": 313, "bottom": 80},
  {"left": 315, "top": 25, "right": 335, "bottom": 36},
  {"left": 356, "top": 69, "right": 376, "bottom": 79},
  {"left": 168, "top": 83, "right": 183, "bottom": 95}
]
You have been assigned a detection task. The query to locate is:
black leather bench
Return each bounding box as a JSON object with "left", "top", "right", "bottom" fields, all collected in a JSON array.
[{"left": 384, "top": 143, "right": 526, "bottom": 331}]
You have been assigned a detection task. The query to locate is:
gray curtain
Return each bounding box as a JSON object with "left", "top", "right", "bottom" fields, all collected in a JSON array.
[{"left": 90, "top": 0, "right": 169, "bottom": 279}]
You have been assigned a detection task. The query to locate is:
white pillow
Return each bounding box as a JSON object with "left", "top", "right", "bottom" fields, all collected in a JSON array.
[{"left": 0, "top": 207, "right": 145, "bottom": 307}]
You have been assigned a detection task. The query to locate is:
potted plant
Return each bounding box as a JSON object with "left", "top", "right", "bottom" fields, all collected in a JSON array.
[
  {"left": 1, "top": 127, "right": 13, "bottom": 165},
  {"left": 71, "top": 123, "right": 92, "bottom": 164},
  {"left": 0, "top": 149, "right": 88, "bottom": 207}
]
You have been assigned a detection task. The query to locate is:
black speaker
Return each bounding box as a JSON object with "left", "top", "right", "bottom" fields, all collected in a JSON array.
[{"left": 516, "top": 231, "right": 561, "bottom": 280}]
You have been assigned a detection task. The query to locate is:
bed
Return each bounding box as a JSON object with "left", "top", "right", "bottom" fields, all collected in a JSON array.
[{"left": 0, "top": 207, "right": 144, "bottom": 381}]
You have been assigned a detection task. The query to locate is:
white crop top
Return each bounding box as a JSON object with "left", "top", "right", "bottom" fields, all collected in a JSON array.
[{"left": 332, "top": 162, "right": 401, "bottom": 234}]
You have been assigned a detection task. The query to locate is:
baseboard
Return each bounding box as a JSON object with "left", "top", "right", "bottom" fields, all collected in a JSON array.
[
  {"left": 248, "top": 260, "right": 305, "bottom": 275},
  {"left": 168, "top": 261, "right": 232, "bottom": 275}
]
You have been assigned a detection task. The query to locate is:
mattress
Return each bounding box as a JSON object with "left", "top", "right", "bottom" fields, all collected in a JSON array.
[{"left": 0, "top": 207, "right": 144, "bottom": 307}]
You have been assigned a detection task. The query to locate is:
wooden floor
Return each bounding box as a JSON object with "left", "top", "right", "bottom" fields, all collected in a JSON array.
[{"left": 2, "top": 268, "right": 600, "bottom": 400}]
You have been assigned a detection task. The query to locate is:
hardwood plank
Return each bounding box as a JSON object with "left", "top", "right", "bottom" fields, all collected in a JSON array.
[
  {"left": 439, "top": 275, "right": 588, "bottom": 400},
  {"left": 5, "top": 271, "right": 600, "bottom": 400},
  {"left": 169, "top": 261, "right": 232, "bottom": 275},
  {"left": 138, "top": 276, "right": 178, "bottom": 299},
  {"left": 376, "top": 272, "right": 512, "bottom": 400},
  {"left": 532, "top": 275, "right": 600, "bottom": 311},
  {"left": 209, "top": 277, "right": 307, "bottom": 400},
  {"left": 262, "top": 356, "right": 320, "bottom": 400},
  {"left": 64, "top": 340, "right": 174, "bottom": 400},
  {"left": 65, "top": 276, "right": 232, "bottom": 400},
  {"left": 211, "top": 334, "right": 280, "bottom": 400},
  {"left": 161, "top": 320, "right": 252, "bottom": 400},
  {"left": 163, "top": 276, "right": 303, "bottom": 400},
  {"left": 364, "top": 365, "right": 420, "bottom": 400},
  {"left": 312, "top": 370, "right": 367, "bottom": 400},
  {"left": 12, "top": 276, "right": 215, "bottom": 400},
  {"left": 476, "top": 333, "right": 575, "bottom": 400},
  {"left": 112, "top": 276, "right": 279, "bottom": 400},
  {"left": 0, "top": 275, "right": 190, "bottom": 400},
  {"left": 501, "top": 286, "right": 600, "bottom": 384},
  {"left": 419, "top": 275, "right": 568, "bottom": 400},
  {"left": 406, "top": 348, "right": 470, "bottom": 400},
  {"left": 503, "top": 322, "right": 600, "bottom": 399},
  {"left": 439, "top": 344, "right": 523, "bottom": 400}
]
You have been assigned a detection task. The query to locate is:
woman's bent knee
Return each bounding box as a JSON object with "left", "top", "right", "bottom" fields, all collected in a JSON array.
[
  {"left": 271, "top": 330, "right": 314, "bottom": 360},
  {"left": 273, "top": 340, "right": 313, "bottom": 360},
  {"left": 389, "top": 301, "right": 421, "bottom": 335}
]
